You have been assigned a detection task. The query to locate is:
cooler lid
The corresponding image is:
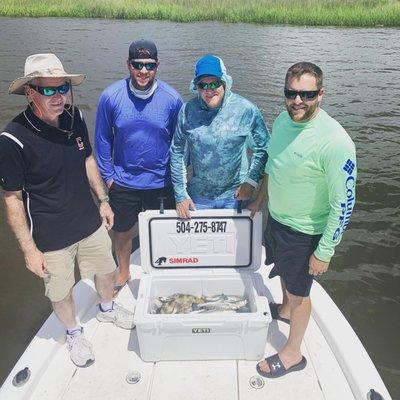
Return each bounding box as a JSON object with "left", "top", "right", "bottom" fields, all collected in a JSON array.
[{"left": 138, "top": 209, "right": 262, "bottom": 275}]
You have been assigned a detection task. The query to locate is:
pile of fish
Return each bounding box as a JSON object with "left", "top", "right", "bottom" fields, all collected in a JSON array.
[{"left": 150, "top": 293, "right": 250, "bottom": 314}]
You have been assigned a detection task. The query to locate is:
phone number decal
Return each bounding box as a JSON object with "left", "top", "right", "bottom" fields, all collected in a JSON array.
[{"left": 176, "top": 221, "right": 227, "bottom": 233}]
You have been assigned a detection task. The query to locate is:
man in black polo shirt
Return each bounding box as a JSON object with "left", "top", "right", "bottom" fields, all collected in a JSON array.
[{"left": 0, "top": 54, "right": 134, "bottom": 368}]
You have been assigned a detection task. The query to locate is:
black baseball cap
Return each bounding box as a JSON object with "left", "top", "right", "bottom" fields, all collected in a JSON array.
[{"left": 129, "top": 39, "right": 158, "bottom": 61}]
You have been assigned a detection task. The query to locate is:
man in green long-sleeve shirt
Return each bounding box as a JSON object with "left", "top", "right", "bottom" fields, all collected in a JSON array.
[{"left": 255, "top": 62, "right": 357, "bottom": 379}]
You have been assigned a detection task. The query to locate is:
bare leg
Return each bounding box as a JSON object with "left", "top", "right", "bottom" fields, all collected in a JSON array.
[
  {"left": 278, "top": 294, "right": 311, "bottom": 366},
  {"left": 95, "top": 271, "right": 115, "bottom": 303},
  {"left": 113, "top": 229, "right": 134, "bottom": 286},
  {"left": 52, "top": 290, "right": 77, "bottom": 330},
  {"left": 277, "top": 278, "right": 291, "bottom": 320},
  {"left": 258, "top": 293, "right": 311, "bottom": 373}
]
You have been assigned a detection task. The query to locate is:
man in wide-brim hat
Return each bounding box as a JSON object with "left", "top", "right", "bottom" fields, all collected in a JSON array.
[{"left": 0, "top": 53, "right": 135, "bottom": 368}]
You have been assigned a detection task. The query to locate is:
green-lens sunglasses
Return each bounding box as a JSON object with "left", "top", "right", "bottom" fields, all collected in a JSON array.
[
  {"left": 130, "top": 61, "right": 157, "bottom": 71},
  {"left": 197, "top": 80, "right": 223, "bottom": 91},
  {"left": 29, "top": 82, "right": 70, "bottom": 96}
]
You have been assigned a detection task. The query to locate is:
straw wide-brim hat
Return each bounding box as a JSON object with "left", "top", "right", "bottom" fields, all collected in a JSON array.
[{"left": 9, "top": 53, "right": 86, "bottom": 95}]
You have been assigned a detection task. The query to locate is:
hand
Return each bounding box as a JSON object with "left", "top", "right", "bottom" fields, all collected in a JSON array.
[
  {"left": 24, "top": 247, "right": 47, "bottom": 278},
  {"left": 176, "top": 198, "right": 196, "bottom": 219},
  {"left": 235, "top": 182, "right": 255, "bottom": 201},
  {"left": 100, "top": 202, "right": 114, "bottom": 230},
  {"left": 106, "top": 179, "right": 114, "bottom": 189},
  {"left": 247, "top": 200, "right": 262, "bottom": 218},
  {"left": 308, "top": 253, "right": 330, "bottom": 276}
]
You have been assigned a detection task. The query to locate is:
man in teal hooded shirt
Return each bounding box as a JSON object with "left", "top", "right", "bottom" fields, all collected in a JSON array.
[{"left": 170, "top": 54, "right": 270, "bottom": 218}]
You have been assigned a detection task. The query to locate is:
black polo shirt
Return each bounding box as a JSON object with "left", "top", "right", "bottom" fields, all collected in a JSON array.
[{"left": 0, "top": 106, "right": 101, "bottom": 252}]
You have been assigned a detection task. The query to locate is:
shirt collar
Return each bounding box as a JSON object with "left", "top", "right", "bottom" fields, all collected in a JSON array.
[
  {"left": 22, "top": 106, "right": 77, "bottom": 143},
  {"left": 129, "top": 79, "right": 158, "bottom": 99}
]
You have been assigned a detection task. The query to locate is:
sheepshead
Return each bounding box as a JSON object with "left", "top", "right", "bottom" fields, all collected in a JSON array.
[
  {"left": 151, "top": 293, "right": 249, "bottom": 314},
  {"left": 197, "top": 299, "right": 248, "bottom": 312}
]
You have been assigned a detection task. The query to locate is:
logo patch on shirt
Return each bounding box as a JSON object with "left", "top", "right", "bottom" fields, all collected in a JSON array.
[
  {"left": 76, "top": 137, "right": 85, "bottom": 151},
  {"left": 343, "top": 159, "right": 355, "bottom": 175},
  {"left": 293, "top": 151, "right": 303, "bottom": 158}
]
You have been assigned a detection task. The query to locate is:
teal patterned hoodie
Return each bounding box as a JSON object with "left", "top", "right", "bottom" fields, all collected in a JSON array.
[{"left": 170, "top": 68, "right": 270, "bottom": 203}]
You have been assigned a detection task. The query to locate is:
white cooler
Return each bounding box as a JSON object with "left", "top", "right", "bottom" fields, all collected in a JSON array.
[{"left": 134, "top": 209, "right": 271, "bottom": 362}]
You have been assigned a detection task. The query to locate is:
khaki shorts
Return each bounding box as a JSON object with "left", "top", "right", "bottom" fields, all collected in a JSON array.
[{"left": 43, "top": 225, "right": 116, "bottom": 302}]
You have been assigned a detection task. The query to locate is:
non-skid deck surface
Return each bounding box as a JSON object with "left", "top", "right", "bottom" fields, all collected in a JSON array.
[{"left": 29, "top": 263, "right": 354, "bottom": 400}]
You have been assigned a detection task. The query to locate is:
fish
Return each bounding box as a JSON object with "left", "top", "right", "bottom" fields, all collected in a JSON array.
[
  {"left": 197, "top": 299, "right": 248, "bottom": 312},
  {"left": 150, "top": 293, "right": 249, "bottom": 314}
]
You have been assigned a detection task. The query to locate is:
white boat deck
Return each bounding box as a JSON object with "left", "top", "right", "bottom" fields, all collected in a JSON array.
[{"left": 0, "top": 250, "right": 391, "bottom": 400}]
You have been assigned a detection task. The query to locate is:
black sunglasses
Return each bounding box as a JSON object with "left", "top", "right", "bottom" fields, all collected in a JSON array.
[
  {"left": 197, "top": 79, "right": 223, "bottom": 91},
  {"left": 129, "top": 60, "right": 157, "bottom": 71},
  {"left": 284, "top": 88, "right": 320, "bottom": 100},
  {"left": 29, "top": 82, "right": 70, "bottom": 96}
]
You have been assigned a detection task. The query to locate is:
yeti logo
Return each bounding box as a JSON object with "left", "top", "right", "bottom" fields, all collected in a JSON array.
[
  {"left": 192, "top": 328, "right": 211, "bottom": 334},
  {"left": 154, "top": 257, "right": 167, "bottom": 265}
]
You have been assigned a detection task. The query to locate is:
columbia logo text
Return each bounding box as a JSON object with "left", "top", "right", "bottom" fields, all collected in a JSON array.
[{"left": 333, "top": 159, "right": 356, "bottom": 241}]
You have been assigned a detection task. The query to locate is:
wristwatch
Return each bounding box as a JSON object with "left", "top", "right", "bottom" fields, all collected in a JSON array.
[{"left": 98, "top": 195, "right": 110, "bottom": 203}]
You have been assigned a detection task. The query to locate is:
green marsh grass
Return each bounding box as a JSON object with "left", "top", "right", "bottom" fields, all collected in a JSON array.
[{"left": 1, "top": 0, "right": 400, "bottom": 27}]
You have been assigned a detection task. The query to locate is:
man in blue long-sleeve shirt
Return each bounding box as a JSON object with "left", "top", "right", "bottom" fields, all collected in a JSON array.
[{"left": 95, "top": 40, "right": 182, "bottom": 292}]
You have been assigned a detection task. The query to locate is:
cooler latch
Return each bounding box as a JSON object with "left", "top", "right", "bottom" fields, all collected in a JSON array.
[{"left": 158, "top": 196, "right": 167, "bottom": 214}]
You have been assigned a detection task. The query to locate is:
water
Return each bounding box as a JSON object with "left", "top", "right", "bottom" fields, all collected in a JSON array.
[{"left": 0, "top": 18, "right": 399, "bottom": 397}]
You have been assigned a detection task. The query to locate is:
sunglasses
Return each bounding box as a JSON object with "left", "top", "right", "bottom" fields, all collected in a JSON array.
[
  {"left": 197, "top": 80, "right": 223, "bottom": 91},
  {"left": 129, "top": 61, "right": 157, "bottom": 71},
  {"left": 284, "top": 88, "right": 320, "bottom": 100},
  {"left": 29, "top": 82, "right": 70, "bottom": 96}
]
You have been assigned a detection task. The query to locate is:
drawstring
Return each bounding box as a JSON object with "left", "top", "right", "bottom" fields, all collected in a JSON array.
[{"left": 25, "top": 80, "right": 75, "bottom": 137}]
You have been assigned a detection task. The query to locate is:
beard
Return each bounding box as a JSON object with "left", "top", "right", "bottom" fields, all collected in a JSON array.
[
  {"left": 287, "top": 100, "right": 319, "bottom": 122},
  {"left": 131, "top": 74, "right": 155, "bottom": 91}
]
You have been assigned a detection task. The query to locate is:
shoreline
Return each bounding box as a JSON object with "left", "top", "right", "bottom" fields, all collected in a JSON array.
[{"left": 1, "top": 0, "right": 400, "bottom": 28}]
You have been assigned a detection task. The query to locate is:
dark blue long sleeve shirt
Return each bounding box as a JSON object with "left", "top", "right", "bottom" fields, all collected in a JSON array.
[{"left": 95, "top": 78, "right": 182, "bottom": 189}]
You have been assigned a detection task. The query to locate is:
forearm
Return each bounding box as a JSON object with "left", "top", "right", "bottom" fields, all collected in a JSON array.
[
  {"left": 314, "top": 191, "right": 356, "bottom": 262},
  {"left": 85, "top": 155, "right": 108, "bottom": 201},
  {"left": 246, "top": 113, "right": 270, "bottom": 184},
  {"left": 172, "top": 171, "right": 189, "bottom": 203},
  {"left": 94, "top": 99, "right": 115, "bottom": 182},
  {"left": 3, "top": 191, "right": 37, "bottom": 253},
  {"left": 170, "top": 149, "right": 187, "bottom": 202},
  {"left": 253, "top": 174, "right": 268, "bottom": 205},
  {"left": 170, "top": 121, "right": 189, "bottom": 202},
  {"left": 315, "top": 146, "right": 357, "bottom": 262},
  {"left": 246, "top": 148, "right": 268, "bottom": 186},
  {"left": 95, "top": 146, "right": 115, "bottom": 184}
]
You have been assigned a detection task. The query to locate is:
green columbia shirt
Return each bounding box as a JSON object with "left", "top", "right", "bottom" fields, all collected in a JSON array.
[{"left": 266, "top": 109, "right": 357, "bottom": 262}]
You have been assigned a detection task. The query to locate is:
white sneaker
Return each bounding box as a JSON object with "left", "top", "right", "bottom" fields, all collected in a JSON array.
[
  {"left": 66, "top": 329, "right": 95, "bottom": 367},
  {"left": 96, "top": 302, "right": 135, "bottom": 330}
]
